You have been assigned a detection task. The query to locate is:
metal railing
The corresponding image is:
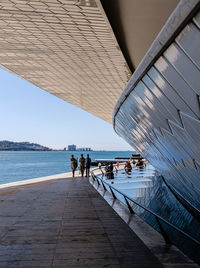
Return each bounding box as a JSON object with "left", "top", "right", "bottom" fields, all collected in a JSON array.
[{"left": 90, "top": 166, "right": 200, "bottom": 246}]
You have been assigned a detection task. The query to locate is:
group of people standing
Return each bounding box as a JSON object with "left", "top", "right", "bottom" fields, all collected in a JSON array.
[{"left": 70, "top": 154, "right": 91, "bottom": 178}]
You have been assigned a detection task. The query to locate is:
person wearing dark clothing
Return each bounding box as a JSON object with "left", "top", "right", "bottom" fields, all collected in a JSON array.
[
  {"left": 136, "top": 159, "right": 144, "bottom": 169},
  {"left": 109, "top": 162, "right": 114, "bottom": 179},
  {"left": 136, "top": 159, "right": 144, "bottom": 167},
  {"left": 105, "top": 162, "right": 114, "bottom": 179},
  {"left": 124, "top": 160, "right": 132, "bottom": 173},
  {"left": 85, "top": 154, "right": 91, "bottom": 177},
  {"left": 105, "top": 163, "right": 109, "bottom": 178},
  {"left": 70, "top": 155, "right": 77, "bottom": 178},
  {"left": 79, "top": 154, "right": 85, "bottom": 177}
]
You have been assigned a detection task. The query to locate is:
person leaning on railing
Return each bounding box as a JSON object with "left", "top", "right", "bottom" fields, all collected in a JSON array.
[
  {"left": 105, "top": 162, "right": 114, "bottom": 180},
  {"left": 98, "top": 162, "right": 102, "bottom": 169},
  {"left": 124, "top": 160, "right": 132, "bottom": 173},
  {"left": 130, "top": 158, "right": 136, "bottom": 167},
  {"left": 116, "top": 161, "right": 119, "bottom": 169},
  {"left": 136, "top": 159, "right": 144, "bottom": 168}
]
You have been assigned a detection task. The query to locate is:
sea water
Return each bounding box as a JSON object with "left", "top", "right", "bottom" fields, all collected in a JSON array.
[{"left": 0, "top": 151, "right": 133, "bottom": 184}]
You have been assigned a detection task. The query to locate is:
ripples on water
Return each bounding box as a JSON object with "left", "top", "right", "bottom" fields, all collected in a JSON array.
[{"left": 0, "top": 151, "right": 133, "bottom": 184}]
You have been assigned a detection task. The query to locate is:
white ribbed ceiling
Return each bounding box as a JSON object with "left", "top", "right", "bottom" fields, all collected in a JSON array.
[{"left": 0, "top": 0, "right": 131, "bottom": 123}]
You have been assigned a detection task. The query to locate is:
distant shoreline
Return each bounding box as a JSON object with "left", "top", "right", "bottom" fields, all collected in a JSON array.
[
  {"left": 0, "top": 149, "right": 53, "bottom": 151},
  {"left": 0, "top": 140, "right": 52, "bottom": 151}
]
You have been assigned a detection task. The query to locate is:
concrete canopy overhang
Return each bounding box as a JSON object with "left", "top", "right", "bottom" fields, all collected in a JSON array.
[
  {"left": 101, "top": 0, "right": 179, "bottom": 72},
  {"left": 0, "top": 0, "right": 178, "bottom": 123}
]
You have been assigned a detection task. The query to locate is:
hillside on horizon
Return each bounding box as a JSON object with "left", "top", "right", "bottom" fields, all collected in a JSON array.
[{"left": 0, "top": 140, "right": 52, "bottom": 151}]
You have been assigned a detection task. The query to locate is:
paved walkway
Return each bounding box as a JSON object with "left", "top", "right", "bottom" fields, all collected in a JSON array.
[{"left": 0, "top": 177, "right": 163, "bottom": 267}]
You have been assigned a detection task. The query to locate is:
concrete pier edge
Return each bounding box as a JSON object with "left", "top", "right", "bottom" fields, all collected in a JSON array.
[{"left": 0, "top": 168, "right": 100, "bottom": 190}]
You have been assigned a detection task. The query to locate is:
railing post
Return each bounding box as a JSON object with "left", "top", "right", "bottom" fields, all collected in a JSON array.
[
  {"left": 101, "top": 181, "right": 107, "bottom": 192},
  {"left": 109, "top": 186, "right": 117, "bottom": 199},
  {"left": 96, "top": 178, "right": 100, "bottom": 186},
  {"left": 155, "top": 216, "right": 171, "bottom": 244},
  {"left": 124, "top": 196, "right": 135, "bottom": 214},
  {"left": 92, "top": 174, "right": 95, "bottom": 181}
]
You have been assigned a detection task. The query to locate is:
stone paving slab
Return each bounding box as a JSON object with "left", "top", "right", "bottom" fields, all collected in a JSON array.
[{"left": 0, "top": 177, "right": 163, "bottom": 267}]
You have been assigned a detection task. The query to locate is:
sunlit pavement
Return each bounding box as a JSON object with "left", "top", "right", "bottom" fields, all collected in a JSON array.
[{"left": 0, "top": 177, "right": 162, "bottom": 267}]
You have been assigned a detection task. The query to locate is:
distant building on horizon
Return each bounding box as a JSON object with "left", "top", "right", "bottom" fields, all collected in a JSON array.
[
  {"left": 67, "top": 145, "right": 92, "bottom": 151},
  {"left": 77, "top": 147, "right": 92, "bottom": 151},
  {"left": 68, "top": 144, "right": 76, "bottom": 151}
]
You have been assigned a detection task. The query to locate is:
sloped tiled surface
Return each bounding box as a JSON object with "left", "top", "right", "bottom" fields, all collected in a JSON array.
[
  {"left": 0, "top": 0, "right": 131, "bottom": 123},
  {"left": 114, "top": 10, "right": 200, "bottom": 210}
]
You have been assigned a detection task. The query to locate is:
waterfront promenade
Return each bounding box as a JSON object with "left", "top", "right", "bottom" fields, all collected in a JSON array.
[{"left": 0, "top": 176, "right": 163, "bottom": 267}]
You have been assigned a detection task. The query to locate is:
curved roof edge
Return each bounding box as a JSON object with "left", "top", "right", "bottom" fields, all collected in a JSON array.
[
  {"left": 112, "top": 0, "right": 200, "bottom": 129},
  {"left": 0, "top": 0, "right": 131, "bottom": 124}
]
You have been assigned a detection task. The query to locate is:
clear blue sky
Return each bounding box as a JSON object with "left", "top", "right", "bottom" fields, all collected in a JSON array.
[{"left": 0, "top": 68, "right": 133, "bottom": 151}]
